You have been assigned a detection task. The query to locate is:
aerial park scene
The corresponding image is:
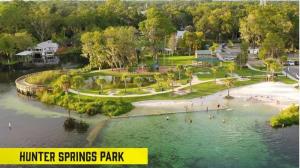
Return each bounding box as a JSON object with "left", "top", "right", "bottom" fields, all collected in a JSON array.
[{"left": 0, "top": 0, "right": 298, "bottom": 167}]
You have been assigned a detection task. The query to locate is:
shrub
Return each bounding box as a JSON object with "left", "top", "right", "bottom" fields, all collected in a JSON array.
[
  {"left": 270, "top": 104, "right": 299, "bottom": 128},
  {"left": 63, "top": 118, "right": 76, "bottom": 131},
  {"left": 75, "top": 120, "right": 89, "bottom": 133},
  {"left": 102, "top": 100, "right": 133, "bottom": 116},
  {"left": 26, "top": 70, "right": 61, "bottom": 85},
  {"left": 84, "top": 102, "right": 103, "bottom": 116}
]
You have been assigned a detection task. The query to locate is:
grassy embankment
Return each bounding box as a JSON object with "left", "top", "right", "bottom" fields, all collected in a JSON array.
[{"left": 270, "top": 104, "right": 299, "bottom": 128}]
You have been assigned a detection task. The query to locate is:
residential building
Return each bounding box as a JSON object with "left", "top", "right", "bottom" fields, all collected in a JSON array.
[{"left": 16, "top": 40, "right": 59, "bottom": 65}]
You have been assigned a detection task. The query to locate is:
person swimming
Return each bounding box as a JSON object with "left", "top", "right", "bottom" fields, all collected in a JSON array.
[
  {"left": 222, "top": 119, "right": 226, "bottom": 123},
  {"left": 166, "top": 116, "right": 169, "bottom": 120}
]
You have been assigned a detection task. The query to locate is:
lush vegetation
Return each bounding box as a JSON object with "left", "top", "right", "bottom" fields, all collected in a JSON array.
[
  {"left": 0, "top": 1, "right": 297, "bottom": 68},
  {"left": 25, "top": 70, "right": 62, "bottom": 85},
  {"left": 34, "top": 71, "right": 134, "bottom": 116},
  {"left": 270, "top": 104, "right": 299, "bottom": 128}
]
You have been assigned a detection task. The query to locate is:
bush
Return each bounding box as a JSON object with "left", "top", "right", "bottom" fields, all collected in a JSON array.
[
  {"left": 26, "top": 70, "right": 61, "bottom": 85},
  {"left": 37, "top": 90, "right": 133, "bottom": 116},
  {"left": 75, "top": 120, "right": 89, "bottom": 133},
  {"left": 102, "top": 100, "right": 134, "bottom": 116},
  {"left": 84, "top": 102, "right": 103, "bottom": 116},
  {"left": 270, "top": 104, "right": 299, "bottom": 128},
  {"left": 63, "top": 118, "right": 76, "bottom": 131}
]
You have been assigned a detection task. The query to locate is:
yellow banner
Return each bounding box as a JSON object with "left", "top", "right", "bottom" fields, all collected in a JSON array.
[{"left": 0, "top": 148, "right": 148, "bottom": 165}]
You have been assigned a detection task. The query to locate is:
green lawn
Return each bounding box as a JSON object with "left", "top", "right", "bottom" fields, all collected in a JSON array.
[
  {"left": 276, "top": 76, "right": 298, "bottom": 84},
  {"left": 145, "top": 55, "right": 195, "bottom": 66},
  {"left": 196, "top": 66, "right": 264, "bottom": 80},
  {"left": 76, "top": 77, "right": 265, "bottom": 103}
]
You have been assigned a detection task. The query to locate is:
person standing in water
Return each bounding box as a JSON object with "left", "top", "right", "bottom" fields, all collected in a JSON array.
[{"left": 8, "top": 122, "right": 12, "bottom": 130}]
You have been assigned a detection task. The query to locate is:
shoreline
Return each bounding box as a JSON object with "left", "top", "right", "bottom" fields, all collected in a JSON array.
[{"left": 123, "top": 82, "right": 299, "bottom": 117}]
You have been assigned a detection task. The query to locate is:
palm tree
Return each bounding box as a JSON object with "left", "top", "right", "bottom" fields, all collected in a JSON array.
[
  {"left": 71, "top": 75, "right": 85, "bottom": 102},
  {"left": 264, "top": 58, "right": 281, "bottom": 81},
  {"left": 176, "top": 65, "right": 184, "bottom": 80},
  {"left": 96, "top": 78, "right": 106, "bottom": 94},
  {"left": 269, "top": 60, "right": 281, "bottom": 81},
  {"left": 209, "top": 43, "right": 219, "bottom": 55},
  {"left": 121, "top": 74, "right": 127, "bottom": 93},
  {"left": 185, "top": 67, "right": 193, "bottom": 92},
  {"left": 167, "top": 70, "right": 176, "bottom": 92},
  {"left": 133, "top": 76, "right": 143, "bottom": 91},
  {"left": 154, "top": 73, "right": 163, "bottom": 91},
  {"left": 211, "top": 67, "right": 217, "bottom": 83},
  {"left": 57, "top": 74, "right": 71, "bottom": 93},
  {"left": 226, "top": 62, "right": 236, "bottom": 76},
  {"left": 224, "top": 77, "right": 234, "bottom": 98}
]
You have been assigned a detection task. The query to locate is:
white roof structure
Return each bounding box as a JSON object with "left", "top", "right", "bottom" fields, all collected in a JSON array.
[
  {"left": 36, "top": 40, "right": 59, "bottom": 52},
  {"left": 16, "top": 50, "right": 33, "bottom": 56},
  {"left": 176, "top": 31, "right": 186, "bottom": 39}
]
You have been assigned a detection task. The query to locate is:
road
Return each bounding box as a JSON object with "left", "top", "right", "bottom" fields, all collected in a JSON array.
[{"left": 284, "top": 66, "right": 299, "bottom": 80}]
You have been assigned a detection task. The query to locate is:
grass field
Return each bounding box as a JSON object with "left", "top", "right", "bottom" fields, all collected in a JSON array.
[{"left": 145, "top": 55, "right": 195, "bottom": 66}]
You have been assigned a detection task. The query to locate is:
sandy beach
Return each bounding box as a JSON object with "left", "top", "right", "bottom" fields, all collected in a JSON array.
[{"left": 126, "top": 82, "right": 299, "bottom": 117}]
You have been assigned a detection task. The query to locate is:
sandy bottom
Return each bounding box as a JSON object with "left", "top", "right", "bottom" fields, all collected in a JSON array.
[{"left": 127, "top": 82, "right": 299, "bottom": 117}]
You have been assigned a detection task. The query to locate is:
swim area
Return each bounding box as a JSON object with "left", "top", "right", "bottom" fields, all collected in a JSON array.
[{"left": 0, "top": 72, "right": 298, "bottom": 168}]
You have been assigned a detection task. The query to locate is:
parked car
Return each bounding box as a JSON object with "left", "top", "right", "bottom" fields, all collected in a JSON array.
[{"left": 287, "top": 61, "right": 295, "bottom": 66}]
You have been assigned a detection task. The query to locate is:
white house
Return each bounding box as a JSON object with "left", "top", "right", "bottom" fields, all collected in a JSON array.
[
  {"left": 248, "top": 48, "right": 259, "bottom": 54},
  {"left": 16, "top": 40, "right": 59, "bottom": 65},
  {"left": 176, "top": 30, "right": 186, "bottom": 40}
]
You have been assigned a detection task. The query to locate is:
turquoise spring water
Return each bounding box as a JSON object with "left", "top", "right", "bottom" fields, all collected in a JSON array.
[
  {"left": 0, "top": 72, "right": 298, "bottom": 168},
  {"left": 96, "top": 101, "right": 299, "bottom": 168}
]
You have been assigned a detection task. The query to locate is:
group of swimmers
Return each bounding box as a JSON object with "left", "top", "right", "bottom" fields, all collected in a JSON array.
[{"left": 165, "top": 103, "right": 226, "bottom": 124}]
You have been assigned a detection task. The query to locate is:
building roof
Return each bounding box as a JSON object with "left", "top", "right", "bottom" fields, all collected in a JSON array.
[
  {"left": 176, "top": 31, "right": 186, "bottom": 39},
  {"left": 196, "top": 57, "right": 219, "bottom": 63},
  {"left": 36, "top": 40, "right": 59, "bottom": 51},
  {"left": 16, "top": 50, "right": 33, "bottom": 56},
  {"left": 195, "top": 50, "right": 211, "bottom": 55}
]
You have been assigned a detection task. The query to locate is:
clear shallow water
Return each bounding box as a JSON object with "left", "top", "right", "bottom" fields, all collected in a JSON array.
[
  {"left": 0, "top": 72, "right": 298, "bottom": 168},
  {"left": 96, "top": 101, "right": 299, "bottom": 168}
]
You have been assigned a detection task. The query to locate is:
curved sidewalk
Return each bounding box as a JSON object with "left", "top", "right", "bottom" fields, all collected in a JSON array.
[{"left": 68, "top": 76, "right": 215, "bottom": 98}]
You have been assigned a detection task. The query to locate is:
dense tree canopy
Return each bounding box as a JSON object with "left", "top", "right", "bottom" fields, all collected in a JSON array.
[{"left": 0, "top": 0, "right": 298, "bottom": 67}]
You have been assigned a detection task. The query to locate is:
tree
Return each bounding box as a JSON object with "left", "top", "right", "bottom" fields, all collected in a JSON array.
[
  {"left": 167, "top": 33, "right": 177, "bottom": 55},
  {"left": 259, "top": 33, "right": 285, "bottom": 60},
  {"left": 139, "top": 7, "right": 175, "bottom": 62},
  {"left": 176, "top": 65, "right": 184, "bottom": 80},
  {"left": 0, "top": 34, "right": 16, "bottom": 62},
  {"left": 133, "top": 76, "right": 143, "bottom": 91},
  {"left": 0, "top": 32, "right": 34, "bottom": 62},
  {"left": 264, "top": 58, "right": 281, "bottom": 81},
  {"left": 96, "top": 78, "right": 106, "bottom": 94},
  {"left": 226, "top": 62, "right": 236, "bottom": 75},
  {"left": 81, "top": 31, "right": 104, "bottom": 69},
  {"left": 235, "top": 41, "right": 249, "bottom": 69},
  {"left": 27, "top": 4, "right": 60, "bottom": 41},
  {"left": 71, "top": 75, "right": 85, "bottom": 102},
  {"left": 56, "top": 75, "right": 71, "bottom": 92},
  {"left": 121, "top": 74, "right": 128, "bottom": 93},
  {"left": 224, "top": 77, "right": 234, "bottom": 98},
  {"left": 209, "top": 43, "right": 219, "bottom": 55},
  {"left": 182, "top": 31, "right": 197, "bottom": 56},
  {"left": 211, "top": 67, "right": 217, "bottom": 83},
  {"left": 167, "top": 70, "right": 176, "bottom": 92},
  {"left": 185, "top": 67, "right": 193, "bottom": 92},
  {"left": 280, "top": 55, "right": 288, "bottom": 66},
  {"left": 154, "top": 73, "right": 163, "bottom": 91},
  {"left": 240, "top": 6, "right": 292, "bottom": 49},
  {"left": 81, "top": 27, "right": 138, "bottom": 69}
]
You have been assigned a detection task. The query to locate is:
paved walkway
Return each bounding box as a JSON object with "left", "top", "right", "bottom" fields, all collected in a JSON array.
[{"left": 68, "top": 75, "right": 215, "bottom": 98}]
